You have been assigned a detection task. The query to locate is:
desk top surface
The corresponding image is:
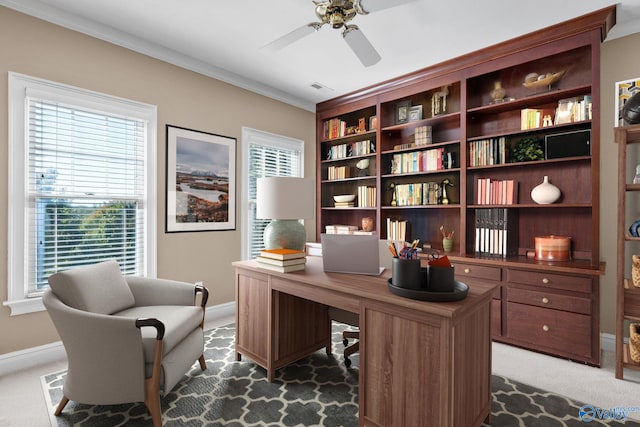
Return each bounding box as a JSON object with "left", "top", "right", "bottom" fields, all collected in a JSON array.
[{"left": 233, "top": 256, "right": 495, "bottom": 319}]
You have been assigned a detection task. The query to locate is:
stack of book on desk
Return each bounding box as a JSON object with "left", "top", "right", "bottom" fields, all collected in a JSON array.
[{"left": 256, "top": 249, "right": 306, "bottom": 273}]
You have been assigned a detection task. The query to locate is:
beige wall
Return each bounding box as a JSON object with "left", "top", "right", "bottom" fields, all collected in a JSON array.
[
  {"left": 600, "top": 32, "right": 640, "bottom": 334},
  {"left": 1, "top": 5, "right": 637, "bottom": 355},
  {"left": 0, "top": 7, "right": 316, "bottom": 354}
]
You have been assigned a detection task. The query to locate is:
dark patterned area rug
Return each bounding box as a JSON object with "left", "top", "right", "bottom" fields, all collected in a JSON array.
[{"left": 42, "top": 323, "right": 640, "bottom": 426}]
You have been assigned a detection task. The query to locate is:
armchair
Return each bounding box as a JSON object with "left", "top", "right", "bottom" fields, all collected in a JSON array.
[{"left": 43, "top": 260, "right": 209, "bottom": 427}]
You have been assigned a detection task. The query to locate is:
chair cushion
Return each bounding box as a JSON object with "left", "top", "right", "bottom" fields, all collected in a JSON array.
[
  {"left": 114, "top": 305, "right": 204, "bottom": 362},
  {"left": 48, "top": 260, "right": 135, "bottom": 315}
]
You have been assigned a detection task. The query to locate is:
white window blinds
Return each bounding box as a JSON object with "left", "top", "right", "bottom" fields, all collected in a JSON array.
[
  {"left": 27, "top": 97, "right": 146, "bottom": 292},
  {"left": 247, "top": 138, "right": 302, "bottom": 259}
]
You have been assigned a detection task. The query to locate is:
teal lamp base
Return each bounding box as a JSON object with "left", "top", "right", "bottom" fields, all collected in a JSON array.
[{"left": 263, "top": 219, "right": 306, "bottom": 251}]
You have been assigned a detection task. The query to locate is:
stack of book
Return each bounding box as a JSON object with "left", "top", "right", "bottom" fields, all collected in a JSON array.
[{"left": 256, "top": 249, "right": 306, "bottom": 273}]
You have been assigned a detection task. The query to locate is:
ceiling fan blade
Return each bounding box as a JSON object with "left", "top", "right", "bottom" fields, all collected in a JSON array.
[
  {"left": 262, "top": 24, "right": 319, "bottom": 52},
  {"left": 358, "top": 0, "right": 418, "bottom": 14},
  {"left": 343, "top": 26, "right": 381, "bottom": 67}
]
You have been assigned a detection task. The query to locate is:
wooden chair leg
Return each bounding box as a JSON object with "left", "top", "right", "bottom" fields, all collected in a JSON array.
[
  {"left": 54, "top": 396, "right": 70, "bottom": 416},
  {"left": 198, "top": 354, "right": 207, "bottom": 370},
  {"left": 144, "top": 339, "right": 163, "bottom": 427}
]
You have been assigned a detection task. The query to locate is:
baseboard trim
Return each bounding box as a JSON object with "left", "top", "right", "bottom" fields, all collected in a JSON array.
[{"left": 0, "top": 302, "right": 237, "bottom": 376}]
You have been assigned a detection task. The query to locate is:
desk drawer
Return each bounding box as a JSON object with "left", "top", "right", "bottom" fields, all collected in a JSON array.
[
  {"left": 506, "top": 269, "right": 592, "bottom": 293},
  {"left": 507, "top": 287, "right": 591, "bottom": 315},
  {"left": 454, "top": 263, "right": 501, "bottom": 282},
  {"left": 506, "top": 302, "right": 592, "bottom": 359}
]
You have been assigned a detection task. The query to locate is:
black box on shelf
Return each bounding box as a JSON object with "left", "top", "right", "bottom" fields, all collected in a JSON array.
[{"left": 544, "top": 129, "right": 591, "bottom": 159}]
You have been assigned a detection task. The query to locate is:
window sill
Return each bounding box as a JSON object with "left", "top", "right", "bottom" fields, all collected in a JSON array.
[{"left": 3, "top": 297, "right": 45, "bottom": 316}]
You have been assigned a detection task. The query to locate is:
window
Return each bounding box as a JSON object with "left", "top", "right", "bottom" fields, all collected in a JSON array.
[
  {"left": 241, "top": 128, "right": 304, "bottom": 260},
  {"left": 4, "top": 72, "right": 157, "bottom": 315}
]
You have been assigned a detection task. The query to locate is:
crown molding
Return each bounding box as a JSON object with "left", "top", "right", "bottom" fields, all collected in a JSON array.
[{"left": 0, "top": 0, "right": 316, "bottom": 112}]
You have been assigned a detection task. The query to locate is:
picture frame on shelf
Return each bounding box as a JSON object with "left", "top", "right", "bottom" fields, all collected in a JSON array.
[
  {"left": 408, "top": 105, "right": 423, "bottom": 122},
  {"left": 395, "top": 101, "right": 411, "bottom": 124},
  {"left": 369, "top": 115, "right": 378, "bottom": 130},
  {"left": 615, "top": 77, "right": 640, "bottom": 127},
  {"left": 165, "top": 124, "right": 236, "bottom": 233}
]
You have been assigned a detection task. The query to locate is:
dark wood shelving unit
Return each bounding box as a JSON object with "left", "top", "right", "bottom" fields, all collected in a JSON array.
[{"left": 316, "top": 7, "right": 615, "bottom": 366}]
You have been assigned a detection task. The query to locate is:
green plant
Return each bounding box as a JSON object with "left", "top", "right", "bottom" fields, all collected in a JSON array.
[{"left": 511, "top": 137, "right": 544, "bottom": 162}]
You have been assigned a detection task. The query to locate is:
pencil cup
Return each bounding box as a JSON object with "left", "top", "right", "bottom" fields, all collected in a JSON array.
[
  {"left": 427, "top": 265, "right": 455, "bottom": 292},
  {"left": 392, "top": 258, "right": 426, "bottom": 290}
]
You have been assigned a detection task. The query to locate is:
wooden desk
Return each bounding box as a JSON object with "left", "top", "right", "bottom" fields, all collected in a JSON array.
[{"left": 233, "top": 257, "right": 494, "bottom": 427}]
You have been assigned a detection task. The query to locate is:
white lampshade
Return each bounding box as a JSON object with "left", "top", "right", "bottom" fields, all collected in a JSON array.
[{"left": 256, "top": 177, "right": 314, "bottom": 220}]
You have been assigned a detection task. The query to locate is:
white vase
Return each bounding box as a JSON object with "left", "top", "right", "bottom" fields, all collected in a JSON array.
[{"left": 530, "top": 176, "right": 560, "bottom": 204}]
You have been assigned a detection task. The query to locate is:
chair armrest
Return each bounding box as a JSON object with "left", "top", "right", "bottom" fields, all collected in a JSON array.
[
  {"left": 126, "top": 276, "right": 199, "bottom": 306},
  {"left": 136, "top": 318, "right": 165, "bottom": 340},
  {"left": 195, "top": 284, "right": 208, "bottom": 308}
]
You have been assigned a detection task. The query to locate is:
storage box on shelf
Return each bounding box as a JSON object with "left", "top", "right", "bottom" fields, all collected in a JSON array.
[
  {"left": 615, "top": 124, "right": 640, "bottom": 379},
  {"left": 315, "top": 8, "right": 613, "bottom": 365}
]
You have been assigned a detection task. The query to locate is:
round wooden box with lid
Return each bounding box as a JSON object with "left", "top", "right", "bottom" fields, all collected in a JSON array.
[{"left": 534, "top": 235, "right": 571, "bottom": 261}]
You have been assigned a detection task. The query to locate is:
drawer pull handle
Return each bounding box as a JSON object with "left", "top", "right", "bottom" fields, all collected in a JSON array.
[
  {"left": 542, "top": 325, "right": 550, "bottom": 332},
  {"left": 542, "top": 297, "right": 549, "bottom": 304},
  {"left": 542, "top": 278, "right": 550, "bottom": 284},
  {"left": 464, "top": 268, "right": 470, "bottom": 274}
]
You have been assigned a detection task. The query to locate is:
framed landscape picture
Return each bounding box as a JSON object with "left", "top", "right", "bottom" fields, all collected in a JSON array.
[
  {"left": 615, "top": 77, "right": 640, "bottom": 127},
  {"left": 165, "top": 125, "right": 236, "bottom": 232}
]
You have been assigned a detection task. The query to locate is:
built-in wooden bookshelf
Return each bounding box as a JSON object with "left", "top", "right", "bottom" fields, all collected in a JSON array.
[{"left": 315, "top": 7, "right": 615, "bottom": 366}]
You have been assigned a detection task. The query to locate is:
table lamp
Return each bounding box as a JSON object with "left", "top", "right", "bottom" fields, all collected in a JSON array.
[{"left": 256, "top": 177, "right": 314, "bottom": 250}]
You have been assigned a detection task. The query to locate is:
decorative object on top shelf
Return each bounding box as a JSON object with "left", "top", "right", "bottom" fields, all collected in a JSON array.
[
  {"left": 256, "top": 177, "right": 314, "bottom": 251},
  {"left": 356, "top": 158, "right": 370, "bottom": 176},
  {"left": 615, "top": 76, "right": 640, "bottom": 127},
  {"left": 395, "top": 101, "right": 411, "bottom": 124},
  {"left": 369, "top": 115, "right": 377, "bottom": 130},
  {"left": 408, "top": 105, "right": 423, "bottom": 122},
  {"left": 440, "top": 178, "right": 454, "bottom": 204},
  {"left": 522, "top": 70, "right": 566, "bottom": 91},
  {"left": 632, "top": 255, "right": 640, "bottom": 288},
  {"left": 622, "top": 92, "right": 640, "bottom": 125},
  {"left": 511, "top": 137, "right": 544, "bottom": 162},
  {"left": 530, "top": 176, "right": 561, "bottom": 204},
  {"left": 431, "top": 85, "right": 449, "bottom": 116},
  {"left": 490, "top": 81, "right": 507, "bottom": 103}
]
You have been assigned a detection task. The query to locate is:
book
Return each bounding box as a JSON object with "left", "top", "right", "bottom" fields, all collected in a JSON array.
[
  {"left": 256, "top": 262, "right": 306, "bottom": 273},
  {"left": 255, "top": 256, "right": 306, "bottom": 267},
  {"left": 259, "top": 248, "right": 306, "bottom": 261}
]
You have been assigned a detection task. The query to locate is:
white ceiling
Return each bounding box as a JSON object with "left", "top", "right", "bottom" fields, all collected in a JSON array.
[{"left": 3, "top": 0, "right": 640, "bottom": 112}]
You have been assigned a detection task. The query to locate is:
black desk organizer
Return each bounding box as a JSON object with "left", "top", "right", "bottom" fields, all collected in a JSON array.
[{"left": 388, "top": 258, "right": 468, "bottom": 301}]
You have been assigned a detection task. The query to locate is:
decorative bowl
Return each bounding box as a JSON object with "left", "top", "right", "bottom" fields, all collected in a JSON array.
[
  {"left": 522, "top": 70, "right": 566, "bottom": 89},
  {"left": 333, "top": 194, "right": 356, "bottom": 203}
]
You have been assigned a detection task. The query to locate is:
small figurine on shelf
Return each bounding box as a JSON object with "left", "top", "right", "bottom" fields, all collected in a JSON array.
[
  {"left": 439, "top": 178, "right": 454, "bottom": 204},
  {"left": 390, "top": 182, "right": 397, "bottom": 206}
]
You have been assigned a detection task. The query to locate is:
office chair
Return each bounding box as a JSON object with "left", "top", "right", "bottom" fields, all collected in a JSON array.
[{"left": 328, "top": 307, "right": 359, "bottom": 368}]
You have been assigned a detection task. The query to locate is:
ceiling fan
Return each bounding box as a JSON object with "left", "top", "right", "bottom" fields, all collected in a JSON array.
[{"left": 263, "top": 0, "right": 417, "bottom": 67}]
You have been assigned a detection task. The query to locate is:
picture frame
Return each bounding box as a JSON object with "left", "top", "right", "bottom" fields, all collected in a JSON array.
[
  {"left": 615, "top": 77, "right": 640, "bottom": 127},
  {"left": 408, "top": 105, "right": 423, "bottom": 122},
  {"left": 165, "top": 125, "right": 236, "bottom": 232},
  {"left": 369, "top": 115, "right": 378, "bottom": 130},
  {"left": 395, "top": 101, "right": 411, "bottom": 124}
]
